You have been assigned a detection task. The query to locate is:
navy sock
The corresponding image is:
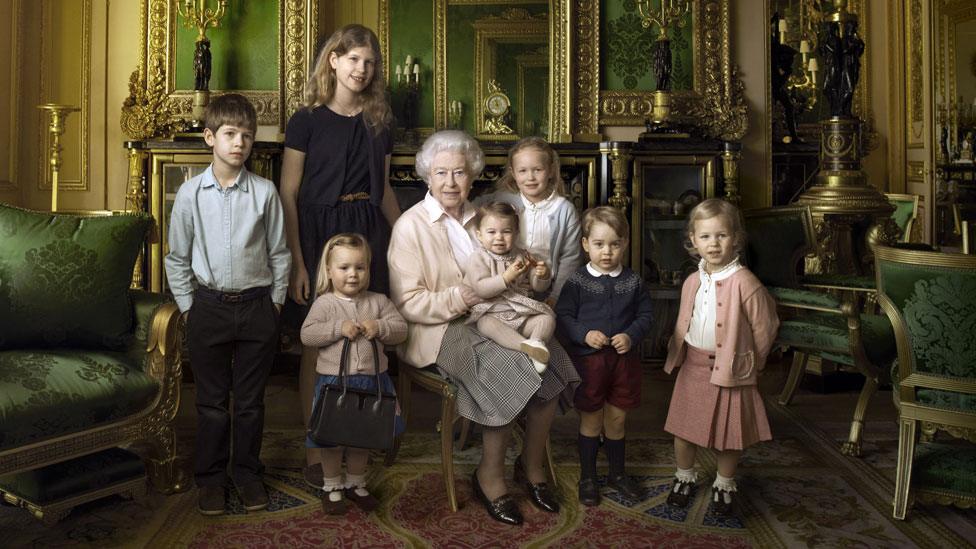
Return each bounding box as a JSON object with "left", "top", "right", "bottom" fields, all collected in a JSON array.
[
  {"left": 578, "top": 434, "right": 600, "bottom": 480},
  {"left": 606, "top": 437, "right": 625, "bottom": 477}
]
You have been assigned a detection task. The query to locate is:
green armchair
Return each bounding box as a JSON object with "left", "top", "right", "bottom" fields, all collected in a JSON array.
[
  {"left": 743, "top": 206, "right": 896, "bottom": 456},
  {"left": 875, "top": 245, "right": 976, "bottom": 519},
  {"left": 0, "top": 204, "right": 185, "bottom": 494}
]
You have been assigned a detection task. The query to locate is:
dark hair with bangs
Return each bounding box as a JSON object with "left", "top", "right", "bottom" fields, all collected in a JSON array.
[{"left": 204, "top": 93, "right": 257, "bottom": 134}]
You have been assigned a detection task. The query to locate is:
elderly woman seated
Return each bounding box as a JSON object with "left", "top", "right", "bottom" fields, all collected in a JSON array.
[{"left": 388, "top": 130, "right": 580, "bottom": 526}]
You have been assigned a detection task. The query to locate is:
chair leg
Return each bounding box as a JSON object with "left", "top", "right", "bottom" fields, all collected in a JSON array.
[
  {"left": 441, "top": 394, "right": 459, "bottom": 512},
  {"left": 385, "top": 371, "right": 413, "bottom": 467},
  {"left": 841, "top": 374, "right": 878, "bottom": 457},
  {"left": 779, "top": 351, "right": 809, "bottom": 405},
  {"left": 893, "top": 417, "right": 917, "bottom": 520}
]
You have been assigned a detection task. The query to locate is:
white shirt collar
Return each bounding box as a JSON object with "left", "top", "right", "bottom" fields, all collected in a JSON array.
[
  {"left": 422, "top": 191, "right": 475, "bottom": 226},
  {"left": 698, "top": 257, "right": 742, "bottom": 281},
  {"left": 586, "top": 262, "right": 623, "bottom": 277},
  {"left": 520, "top": 190, "right": 557, "bottom": 211}
]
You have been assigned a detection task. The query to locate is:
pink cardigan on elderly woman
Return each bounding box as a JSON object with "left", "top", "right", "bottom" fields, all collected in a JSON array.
[{"left": 663, "top": 268, "right": 779, "bottom": 387}]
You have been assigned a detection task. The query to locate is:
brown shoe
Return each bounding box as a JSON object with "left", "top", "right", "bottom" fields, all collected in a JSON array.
[
  {"left": 304, "top": 463, "right": 324, "bottom": 489},
  {"left": 237, "top": 481, "right": 269, "bottom": 512},
  {"left": 321, "top": 488, "right": 349, "bottom": 515},
  {"left": 345, "top": 487, "right": 380, "bottom": 512},
  {"left": 198, "top": 485, "right": 225, "bottom": 516}
]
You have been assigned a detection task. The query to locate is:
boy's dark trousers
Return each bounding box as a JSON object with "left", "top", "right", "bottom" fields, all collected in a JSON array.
[{"left": 187, "top": 286, "right": 279, "bottom": 488}]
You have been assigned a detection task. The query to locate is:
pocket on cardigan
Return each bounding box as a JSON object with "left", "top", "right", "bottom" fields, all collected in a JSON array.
[{"left": 731, "top": 350, "right": 755, "bottom": 380}]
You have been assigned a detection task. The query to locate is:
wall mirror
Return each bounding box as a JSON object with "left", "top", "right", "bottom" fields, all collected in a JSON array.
[
  {"left": 379, "top": 0, "right": 571, "bottom": 142},
  {"left": 122, "top": 0, "right": 317, "bottom": 138},
  {"left": 571, "top": 0, "right": 745, "bottom": 141},
  {"left": 935, "top": 1, "right": 976, "bottom": 156}
]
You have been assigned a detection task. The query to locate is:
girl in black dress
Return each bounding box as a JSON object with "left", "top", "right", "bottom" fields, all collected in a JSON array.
[{"left": 280, "top": 24, "right": 401, "bottom": 493}]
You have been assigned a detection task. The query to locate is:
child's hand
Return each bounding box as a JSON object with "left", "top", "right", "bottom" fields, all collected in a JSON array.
[
  {"left": 585, "top": 330, "right": 609, "bottom": 349},
  {"left": 361, "top": 319, "right": 380, "bottom": 340},
  {"left": 341, "top": 320, "right": 361, "bottom": 340},
  {"left": 460, "top": 285, "right": 483, "bottom": 308},
  {"left": 533, "top": 261, "right": 550, "bottom": 279},
  {"left": 544, "top": 296, "right": 557, "bottom": 307},
  {"left": 503, "top": 258, "right": 530, "bottom": 285},
  {"left": 610, "top": 333, "right": 632, "bottom": 354}
]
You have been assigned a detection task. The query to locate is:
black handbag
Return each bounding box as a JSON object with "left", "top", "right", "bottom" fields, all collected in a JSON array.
[{"left": 307, "top": 337, "right": 398, "bottom": 449}]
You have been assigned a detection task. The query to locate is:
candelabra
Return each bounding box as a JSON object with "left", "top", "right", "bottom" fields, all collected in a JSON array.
[
  {"left": 777, "top": 0, "right": 824, "bottom": 100},
  {"left": 636, "top": 0, "right": 690, "bottom": 135},
  {"left": 37, "top": 104, "right": 80, "bottom": 212},
  {"left": 448, "top": 100, "right": 463, "bottom": 130},
  {"left": 394, "top": 55, "right": 422, "bottom": 144},
  {"left": 177, "top": 0, "right": 228, "bottom": 128}
]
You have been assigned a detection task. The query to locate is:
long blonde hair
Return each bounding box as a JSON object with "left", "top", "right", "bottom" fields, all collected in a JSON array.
[
  {"left": 495, "top": 136, "right": 565, "bottom": 196},
  {"left": 314, "top": 233, "right": 372, "bottom": 296},
  {"left": 304, "top": 24, "right": 392, "bottom": 134}
]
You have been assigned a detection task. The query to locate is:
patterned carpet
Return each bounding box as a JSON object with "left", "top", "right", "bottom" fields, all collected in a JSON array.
[{"left": 3, "top": 401, "right": 976, "bottom": 548}]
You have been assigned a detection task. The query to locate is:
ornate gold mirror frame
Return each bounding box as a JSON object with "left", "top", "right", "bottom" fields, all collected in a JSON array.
[
  {"left": 573, "top": 0, "right": 746, "bottom": 141},
  {"left": 121, "top": 0, "right": 317, "bottom": 139},
  {"left": 935, "top": 1, "right": 976, "bottom": 152}
]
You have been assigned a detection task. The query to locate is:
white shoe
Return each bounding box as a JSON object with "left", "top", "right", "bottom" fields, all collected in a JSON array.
[
  {"left": 531, "top": 358, "right": 548, "bottom": 374},
  {"left": 520, "top": 339, "right": 549, "bottom": 372}
]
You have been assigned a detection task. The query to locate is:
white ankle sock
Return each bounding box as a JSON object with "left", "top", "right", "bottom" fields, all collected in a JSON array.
[
  {"left": 345, "top": 472, "right": 370, "bottom": 497},
  {"left": 322, "top": 475, "right": 344, "bottom": 502},
  {"left": 675, "top": 467, "right": 697, "bottom": 484},
  {"left": 712, "top": 473, "right": 737, "bottom": 503}
]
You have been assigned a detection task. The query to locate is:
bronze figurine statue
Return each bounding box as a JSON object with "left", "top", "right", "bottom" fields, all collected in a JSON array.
[
  {"left": 194, "top": 39, "right": 212, "bottom": 91},
  {"left": 652, "top": 38, "right": 672, "bottom": 92},
  {"left": 840, "top": 19, "right": 864, "bottom": 117},
  {"left": 818, "top": 21, "right": 843, "bottom": 117}
]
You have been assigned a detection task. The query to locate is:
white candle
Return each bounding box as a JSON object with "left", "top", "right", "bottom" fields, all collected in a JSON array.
[
  {"left": 413, "top": 63, "right": 420, "bottom": 82},
  {"left": 405, "top": 55, "right": 413, "bottom": 66},
  {"left": 808, "top": 57, "right": 818, "bottom": 72},
  {"left": 799, "top": 40, "right": 810, "bottom": 53},
  {"left": 395, "top": 65, "right": 402, "bottom": 83},
  {"left": 778, "top": 19, "right": 787, "bottom": 32}
]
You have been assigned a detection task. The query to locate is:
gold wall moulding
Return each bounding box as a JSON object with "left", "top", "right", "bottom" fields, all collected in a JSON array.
[
  {"left": 575, "top": 0, "right": 746, "bottom": 140},
  {"left": 121, "top": 0, "right": 317, "bottom": 138}
]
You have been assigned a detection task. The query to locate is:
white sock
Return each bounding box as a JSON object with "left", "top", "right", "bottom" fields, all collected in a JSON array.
[
  {"left": 345, "top": 472, "right": 370, "bottom": 497},
  {"left": 712, "top": 473, "right": 737, "bottom": 504},
  {"left": 322, "top": 475, "right": 344, "bottom": 502},
  {"left": 675, "top": 467, "right": 697, "bottom": 484}
]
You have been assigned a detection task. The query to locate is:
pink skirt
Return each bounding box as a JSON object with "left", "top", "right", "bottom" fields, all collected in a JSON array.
[{"left": 664, "top": 344, "right": 772, "bottom": 451}]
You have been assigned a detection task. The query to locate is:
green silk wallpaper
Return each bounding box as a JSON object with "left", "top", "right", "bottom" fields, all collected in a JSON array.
[
  {"left": 389, "top": 0, "right": 436, "bottom": 129},
  {"left": 175, "top": 0, "right": 280, "bottom": 91},
  {"left": 600, "top": 0, "right": 693, "bottom": 91}
]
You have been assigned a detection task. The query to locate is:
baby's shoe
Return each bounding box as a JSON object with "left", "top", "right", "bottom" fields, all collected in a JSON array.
[
  {"left": 344, "top": 473, "right": 379, "bottom": 513},
  {"left": 666, "top": 468, "right": 698, "bottom": 508},
  {"left": 321, "top": 476, "right": 349, "bottom": 515},
  {"left": 709, "top": 474, "right": 737, "bottom": 516},
  {"left": 520, "top": 339, "right": 550, "bottom": 373}
]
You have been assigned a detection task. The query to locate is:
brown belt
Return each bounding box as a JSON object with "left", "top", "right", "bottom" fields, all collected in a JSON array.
[{"left": 339, "top": 192, "right": 370, "bottom": 202}]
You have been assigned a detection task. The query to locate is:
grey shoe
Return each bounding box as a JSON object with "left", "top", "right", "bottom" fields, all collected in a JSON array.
[
  {"left": 237, "top": 480, "right": 269, "bottom": 512},
  {"left": 198, "top": 485, "right": 225, "bottom": 516}
]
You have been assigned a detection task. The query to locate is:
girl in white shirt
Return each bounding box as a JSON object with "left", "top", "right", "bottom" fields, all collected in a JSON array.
[{"left": 480, "top": 137, "right": 583, "bottom": 305}]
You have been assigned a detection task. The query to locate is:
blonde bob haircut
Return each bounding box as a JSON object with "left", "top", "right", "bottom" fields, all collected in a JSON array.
[
  {"left": 474, "top": 201, "right": 521, "bottom": 231},
  {"left": 314, "top": 233, "right": 372, "bottom": 296},
  {"left": 495, "top": 136, "right": 566, "bottom": 197},
  {"left": 684, "top": 198, "right": 747, "bottom": 258},
  {"left": 304, "top": 24, "right": 392, "bottom": 134}
]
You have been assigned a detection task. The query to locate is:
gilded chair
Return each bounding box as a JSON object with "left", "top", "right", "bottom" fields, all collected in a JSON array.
[
  {"left": 885, "top": 193, "right": 921, "bottom": 243},
  {"left": 743, "top": 206, "right": 897, "bottom": 456},
  {"left": 874, "top": 245, "right": 976, "bottom": 519},
  {"left": 389, "top": 365, "right": 557, "bottom": 512},
  {"left": 963, "top": 221, "right": 974, "bottom": 255}
]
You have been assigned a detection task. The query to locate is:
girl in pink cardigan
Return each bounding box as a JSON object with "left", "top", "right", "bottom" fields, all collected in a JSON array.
[{"left": 662, "top": 199, "right": 779, "bottom": 516}]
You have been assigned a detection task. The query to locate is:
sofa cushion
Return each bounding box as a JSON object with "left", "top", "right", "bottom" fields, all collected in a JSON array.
[
  {"left": 914, "top": 443, "right": 976, "bottom": 496},
  {"left": 0, "top": 204, "right": 151, "bottom": 349},
  {"left": 0, "top": 447, "right": 144, "bottom": 504},
  {"left": 777, "top": 312, "right": 896, "bottom": 368},
  {"left": 0, "top": 350, "right": 159, "bottom": 451}
]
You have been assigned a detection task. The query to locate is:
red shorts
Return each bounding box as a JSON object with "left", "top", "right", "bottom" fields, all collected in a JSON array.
[{"left": 572, "top": 347, "right": 642, "bottom": 412}]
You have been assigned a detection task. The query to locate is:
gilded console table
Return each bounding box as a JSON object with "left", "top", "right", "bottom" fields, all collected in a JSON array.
[{"left": 124, "top": 138, "right": 283, "bottom": 292}]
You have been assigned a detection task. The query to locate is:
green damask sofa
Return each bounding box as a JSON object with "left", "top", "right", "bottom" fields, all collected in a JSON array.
[{"left": 0, "top": 204, "right": 185, "bottom": 495}]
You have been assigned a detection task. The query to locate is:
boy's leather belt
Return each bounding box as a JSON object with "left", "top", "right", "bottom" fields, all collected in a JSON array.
[{"left": 195, "top": 286, "right": 270, "bottom": 303}]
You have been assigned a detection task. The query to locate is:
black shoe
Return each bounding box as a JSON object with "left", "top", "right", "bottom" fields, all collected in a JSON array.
[
  {"left": 345, "top": 487, "right": 380, "bottom": 513},
  {"left": 471, "top": 469, "right": 523, "bottom": 525},
  {"left": 607, "top": 474, "right": 644, "bottom": 501},
  {"left": 237, "top": 480, "right": 269, "bottom": 512},
  {"left": 304, "top": 463, "right": 323, "bottom": 489},
  {"left": 514, "top": 456, "right": 560, "bottom": 513},
  {"left": 198, "top": 485, "right": 225, "bottom": 516},
  {"left": 666, "top": 478, "right": 695, "bottom": 508},
  {"left": 710, "top": 488, "right": 735, "bottom": 516},
  {"left": 578, "top": 477, "right": 601, "bottom": 507}
]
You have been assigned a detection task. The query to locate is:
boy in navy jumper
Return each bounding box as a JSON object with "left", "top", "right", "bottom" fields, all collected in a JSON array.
[{"left": 555, "top": 206, "right": 653, "bottom": 506}]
